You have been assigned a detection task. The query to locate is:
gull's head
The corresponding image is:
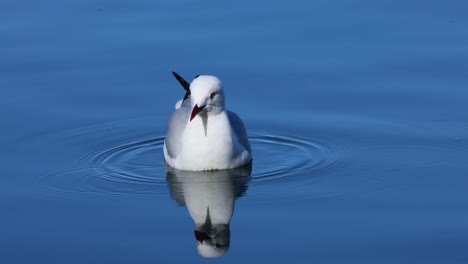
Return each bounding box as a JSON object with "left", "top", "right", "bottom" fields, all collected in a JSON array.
[{"left": 189, "top": 75, "right": 225, "bottom": 121}]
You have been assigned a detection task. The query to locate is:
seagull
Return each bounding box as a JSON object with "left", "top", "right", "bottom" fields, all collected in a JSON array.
[{"left": 163, "top": 72, "right": 252, "bottom": 171}]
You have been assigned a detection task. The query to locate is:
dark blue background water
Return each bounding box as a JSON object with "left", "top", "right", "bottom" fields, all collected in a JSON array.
[{"left": 1, "top": 0, "right": 468, "bottom": 263}]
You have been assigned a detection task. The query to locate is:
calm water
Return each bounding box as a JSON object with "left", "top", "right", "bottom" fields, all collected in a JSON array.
[{"left": 1, "top": 0, "right": 468, "bottom": 263}]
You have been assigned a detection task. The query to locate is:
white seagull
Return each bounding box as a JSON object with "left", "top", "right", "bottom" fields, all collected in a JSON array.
[{"left": 163, "top": 72, "right": 252, "bottom": 171}]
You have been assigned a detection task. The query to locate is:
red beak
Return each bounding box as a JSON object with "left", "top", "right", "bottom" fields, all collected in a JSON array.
[{"left": 190, "top": 104, "right": 205, "bottom": 121}]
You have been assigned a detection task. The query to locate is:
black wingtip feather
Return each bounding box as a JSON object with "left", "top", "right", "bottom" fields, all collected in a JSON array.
[{"left": 171, "top": 71, "right": 191, "bottom": 94}]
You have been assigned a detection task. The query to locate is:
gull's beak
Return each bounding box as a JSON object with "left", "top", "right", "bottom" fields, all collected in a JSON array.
[{"left": 190, "top": 104, "right": 206, "bottom": 121}]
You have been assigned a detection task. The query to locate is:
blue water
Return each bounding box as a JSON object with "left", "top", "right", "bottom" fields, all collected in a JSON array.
[{"left": 1, "top": 0, "right": 468, "bottom": 263}]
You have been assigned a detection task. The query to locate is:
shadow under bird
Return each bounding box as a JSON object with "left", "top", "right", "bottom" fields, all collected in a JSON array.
[{"left": 164, "top": 72, "right": 252, "bottom": 171}]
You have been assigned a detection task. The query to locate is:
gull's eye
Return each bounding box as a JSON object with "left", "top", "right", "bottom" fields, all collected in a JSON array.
[{"left": 210, "top": 93, "right": 216, "bottom": 99}]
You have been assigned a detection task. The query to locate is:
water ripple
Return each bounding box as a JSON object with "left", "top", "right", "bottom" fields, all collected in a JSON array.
[
  {"left": 249, "top": 134, "right": 341, "bottom": 186},
  {"left": 38, "top": 129, "right": 344, "bottom": 197}
]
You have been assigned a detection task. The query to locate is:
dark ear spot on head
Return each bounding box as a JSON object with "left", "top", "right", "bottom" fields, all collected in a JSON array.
[{"left": 194, "top": 75, "right": 200, "bottom": 79}]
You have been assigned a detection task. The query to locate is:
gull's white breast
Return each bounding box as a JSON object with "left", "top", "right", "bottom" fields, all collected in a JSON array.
[{"left": 173, "top": 112, "right": 247, "bottom": 170}]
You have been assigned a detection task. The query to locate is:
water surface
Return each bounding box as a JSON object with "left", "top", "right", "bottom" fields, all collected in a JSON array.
[{"left": 1, "top": 0, "right": 468, "bottom": 263}]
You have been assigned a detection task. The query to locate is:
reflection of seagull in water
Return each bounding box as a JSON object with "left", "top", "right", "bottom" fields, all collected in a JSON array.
[
  {"left": 166, "top": 164, "right": 251, "bottom": 258},
  {"left": 164, "top": 72, "right": 252, "bottom": 171}
]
